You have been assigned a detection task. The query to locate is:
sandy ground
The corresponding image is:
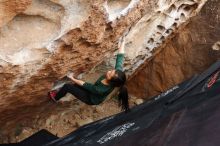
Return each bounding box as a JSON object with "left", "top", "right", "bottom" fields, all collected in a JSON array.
[{"left": 1, "top": 92, "right": 141, "bottom": 143}]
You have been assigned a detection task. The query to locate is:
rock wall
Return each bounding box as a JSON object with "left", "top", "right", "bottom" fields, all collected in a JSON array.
[
  {"left": 127, "top": 0, "right": 220, "bottom": 99},
  {"left": 0, "top": 0, "right": 208, "bottom": 142}
]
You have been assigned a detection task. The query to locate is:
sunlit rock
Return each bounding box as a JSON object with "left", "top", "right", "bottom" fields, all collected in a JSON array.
[{"left": 213, "top": 41, "right": 220, "bottom": 51}]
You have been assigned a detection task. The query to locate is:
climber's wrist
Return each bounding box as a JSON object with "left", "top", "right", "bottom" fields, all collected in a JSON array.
[{"left": 70, "top": 77, "right": 85, "bottom": 86}]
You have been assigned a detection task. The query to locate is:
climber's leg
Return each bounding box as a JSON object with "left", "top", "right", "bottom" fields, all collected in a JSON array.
[{"left": 54, "top": 83, "right": 93, "bottom": 105}]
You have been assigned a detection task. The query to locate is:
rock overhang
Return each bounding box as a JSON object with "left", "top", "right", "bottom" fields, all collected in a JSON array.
[{"left": 0, "top": 0, "right": 209, "bottom": 141}]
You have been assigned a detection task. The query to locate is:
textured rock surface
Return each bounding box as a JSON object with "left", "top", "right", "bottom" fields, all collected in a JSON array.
[
  {"left": 0, "top": 0, "right": 209, "bottom": 143},
  {"left": 127, "top": 0, "right": 220, "bottom": 99}
]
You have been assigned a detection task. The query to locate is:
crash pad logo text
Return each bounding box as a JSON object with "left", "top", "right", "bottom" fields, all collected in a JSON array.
[{"left": 97, "top": 122, "right": 135, "bottom": 144}]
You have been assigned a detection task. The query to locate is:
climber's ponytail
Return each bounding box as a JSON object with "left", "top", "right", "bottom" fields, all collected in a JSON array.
[
  {"left": 118, "top": 85, "right": 129, "bottom": 112},
  {"left": 110, "top": 70, "right": 130, "bottom": 112}
]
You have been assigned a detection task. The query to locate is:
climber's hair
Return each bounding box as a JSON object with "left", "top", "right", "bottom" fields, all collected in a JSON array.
[{"left": 110, "top": 70, "right": 129, "bottom": 112}]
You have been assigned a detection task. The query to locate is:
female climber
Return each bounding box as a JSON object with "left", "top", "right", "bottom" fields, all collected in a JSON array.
[{"left": 48, "top": 37, "right": 129, "bottom": 111}]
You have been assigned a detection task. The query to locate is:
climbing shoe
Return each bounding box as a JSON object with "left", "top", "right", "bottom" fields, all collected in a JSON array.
[{"left": 48, "top": 90, "right": 58, "bottom": 103}]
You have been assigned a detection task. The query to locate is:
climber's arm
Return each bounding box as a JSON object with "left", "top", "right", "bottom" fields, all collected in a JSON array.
[
  {"left": 69, "top": 76, "right": 85, "bottom": 86},
  {"left": 115, "top": 37, "right": 125, "bottom": 71},
  {"left": 69, "top": 76, "right": 107, "bottom": 95},
  {"left": 118, "top": 37, "right": 125, "bottom": 54}
]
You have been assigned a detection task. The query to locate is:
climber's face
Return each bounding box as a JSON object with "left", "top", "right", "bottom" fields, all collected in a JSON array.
[{"left": 106, "top": 69, "right": 116, "bottom": 80}]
